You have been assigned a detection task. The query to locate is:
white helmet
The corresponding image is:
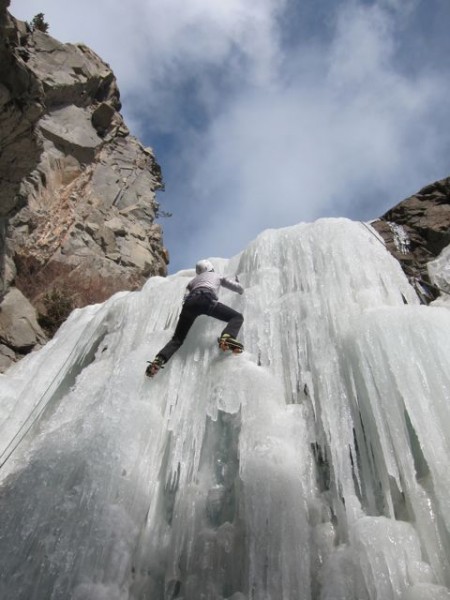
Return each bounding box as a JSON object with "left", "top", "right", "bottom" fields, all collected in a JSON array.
[{"left": 195, "top": 259, "right": 214, "bottom": 274}]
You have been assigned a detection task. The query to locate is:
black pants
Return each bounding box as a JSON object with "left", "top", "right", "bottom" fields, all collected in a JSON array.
[{"left": 157, "top": 290, "right": 244, "bottom": 363}]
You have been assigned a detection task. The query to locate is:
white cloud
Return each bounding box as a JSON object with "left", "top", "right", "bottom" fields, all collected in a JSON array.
[
  {"left": 12, "top": 0, "right": 285, "bottom": 130},
  {"left": 165, "top": 0, "right": 450, "bottom": 265}
]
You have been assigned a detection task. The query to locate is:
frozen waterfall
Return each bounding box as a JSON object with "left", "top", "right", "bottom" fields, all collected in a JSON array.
[{"left": 0, "top": 218, "right": 450, "bottom": 600}]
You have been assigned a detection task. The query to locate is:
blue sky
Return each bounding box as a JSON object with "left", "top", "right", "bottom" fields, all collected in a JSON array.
[{"left": 12, "top": 0, "right": 450, "bottom": 272}]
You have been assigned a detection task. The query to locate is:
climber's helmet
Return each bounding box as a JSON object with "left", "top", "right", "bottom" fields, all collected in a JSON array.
[{"left": 195, "top": 259, "right": 215, "bottom": 274}]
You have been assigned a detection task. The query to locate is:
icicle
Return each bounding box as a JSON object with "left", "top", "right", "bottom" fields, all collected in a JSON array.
[{"left": 0, "top": 218, "right": 449, "bottom": 599}]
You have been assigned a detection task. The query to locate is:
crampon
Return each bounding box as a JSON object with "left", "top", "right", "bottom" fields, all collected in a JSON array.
[
  {"left": 218, "top": 334, "right": 243, "bottom": 354},
  {"left": 145, "top": 357, "right": 165, "bottom": 378}
]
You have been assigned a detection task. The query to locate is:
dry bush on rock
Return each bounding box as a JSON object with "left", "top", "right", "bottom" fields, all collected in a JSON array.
[{"left": 14, "top": 254, "right": 142, "bottom": 336}]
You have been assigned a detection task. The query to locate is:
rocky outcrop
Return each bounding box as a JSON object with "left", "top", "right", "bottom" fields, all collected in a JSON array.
[
  {"left": 0, "top": 0, "right": 45, "bottom": 313},
  {"left": 0, "top": 287, "right": 46, "bottom": 370},
  {"left": 0, "top": 1, "right": 44, "bottom": 221},
  {"left": 372, "top": 177, "right": 450, "bottom": 302},
  {"left": 0, "top": 3, "right": 169, "bottom": 371}
]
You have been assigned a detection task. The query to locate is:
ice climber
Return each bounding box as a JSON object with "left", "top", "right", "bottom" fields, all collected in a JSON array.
[{"left": 146, "top": 259, "right": 244, "bottom": 378}]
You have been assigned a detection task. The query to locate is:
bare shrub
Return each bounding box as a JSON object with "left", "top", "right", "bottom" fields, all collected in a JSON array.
[
  {"left": 14, "top": 253, "right": 143, "bottom": 336},
  {"left": 14, "top": 254, "right": 72, "bottom": 302},
  {"left": 38, "top": 287, "right": 74, "bottom": 336},
  {"left": 67, "top": 269, "right": 142, "bottom": 307}
]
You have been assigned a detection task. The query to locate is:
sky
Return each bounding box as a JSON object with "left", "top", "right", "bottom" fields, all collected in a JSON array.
[{"left": 11, "top": 0, "right": 450, "bottom": 272}]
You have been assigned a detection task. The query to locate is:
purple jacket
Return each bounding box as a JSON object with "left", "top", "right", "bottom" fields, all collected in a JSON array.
[{"left": 184, "top": 271, "right": 243, "bottom": 300}]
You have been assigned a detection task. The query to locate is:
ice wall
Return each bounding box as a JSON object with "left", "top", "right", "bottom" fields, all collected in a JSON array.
[
  {"left": 429, "top": 245, "right": 450, "bottom": 307},
  {"left": 0, "top": 218, "right": 449, "bottom": 600}
]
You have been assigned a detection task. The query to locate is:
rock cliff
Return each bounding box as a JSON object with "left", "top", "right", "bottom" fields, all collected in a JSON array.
[
  {"left": 372, "top": 177, "right": 450, "bottom": 302},
  {"left": 0, "top": 2, "right": 168, "bottom": 370}
]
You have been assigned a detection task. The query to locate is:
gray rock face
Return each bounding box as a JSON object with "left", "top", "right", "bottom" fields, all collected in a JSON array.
[
  {"left": 0, "top": 6, "right": 44, "bottom": 219},
  {"left": 0, "top": 343, "right": 15, "bottom": 372},
  {"left": 0, "top": 4, "right": 169, "bottom": 371},
  {"left": 26, "top": 30, "right": 120, "bottom": 111},
  {"left": 372, "top": 177, "right": 450, "bottom": 302},
  {"left": 39, "top": 105, "right": 103, "bottom": 163},
  {"left": 0, "top": 287, "right": 45, "bottom": 359}
]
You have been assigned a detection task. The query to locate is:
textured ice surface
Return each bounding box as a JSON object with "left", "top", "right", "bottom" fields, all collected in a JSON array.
[
  {"left": 0, "top": 218, "right": 450, "bottom": 600},
  {"left": 429, "top": 244, "right": 450, "bottom": 308},
  {"left": 388, "top": 222, "right": 410, "bottom": 254}
]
